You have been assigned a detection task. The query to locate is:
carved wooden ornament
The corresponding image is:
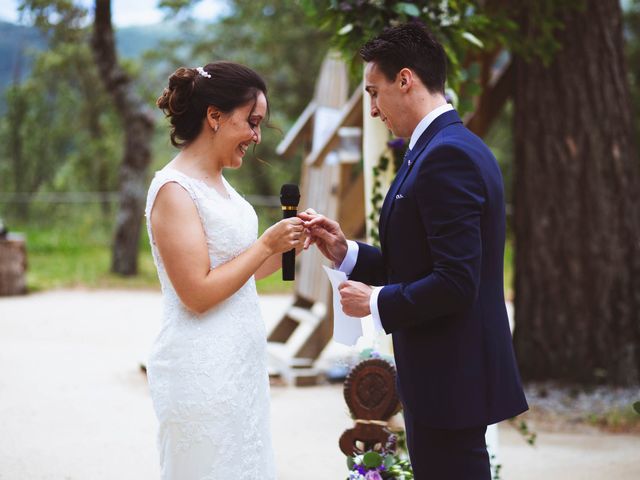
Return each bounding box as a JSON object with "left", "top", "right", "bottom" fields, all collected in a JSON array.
[{"left": 339, "top": 358, "right": 401, "bottom": 456}]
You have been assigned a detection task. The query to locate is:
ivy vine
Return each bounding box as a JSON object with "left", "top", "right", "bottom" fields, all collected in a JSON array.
[{"left": 369, "top": 138, "right": 406, "bottom": 247}]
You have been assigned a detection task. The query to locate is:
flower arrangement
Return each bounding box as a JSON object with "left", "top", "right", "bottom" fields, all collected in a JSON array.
[
  {"left": 344, "top": 349, "right": 413, "bottom": 479},
  {"left": 346, "top": 434, "right": 413, "bottom": 480}
]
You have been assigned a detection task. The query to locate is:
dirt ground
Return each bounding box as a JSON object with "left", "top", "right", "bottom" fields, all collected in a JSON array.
[{"left": 0, "top": 290, "right": 638, "bottom": 479}]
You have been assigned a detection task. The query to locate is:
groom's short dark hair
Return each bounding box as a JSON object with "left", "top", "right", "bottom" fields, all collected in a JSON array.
[{"left": 360, "top": 22, "right": 447, "bottom": 95}]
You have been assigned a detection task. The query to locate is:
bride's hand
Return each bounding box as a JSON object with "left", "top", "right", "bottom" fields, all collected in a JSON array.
[{"left": 259, "top": 217, "right": 305, "bottom": 255}]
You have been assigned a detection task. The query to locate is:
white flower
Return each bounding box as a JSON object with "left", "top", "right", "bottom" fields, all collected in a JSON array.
[{"left": 196, "top": 66, "right": 211, "bottom": 79}]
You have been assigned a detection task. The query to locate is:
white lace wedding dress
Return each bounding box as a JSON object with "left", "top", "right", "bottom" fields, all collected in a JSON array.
[{"left": 144, "top": 167, "right": 276, "bottom": 480}]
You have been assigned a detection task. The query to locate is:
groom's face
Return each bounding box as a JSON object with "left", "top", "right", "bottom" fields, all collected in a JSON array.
[{"left": 365, "top": 62, "right": 408, "bottom": 137}]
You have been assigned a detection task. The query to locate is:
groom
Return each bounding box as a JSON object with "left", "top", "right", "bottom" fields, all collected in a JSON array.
[{"left": 301, "top": 23, "right": 528, "bottom": 479}]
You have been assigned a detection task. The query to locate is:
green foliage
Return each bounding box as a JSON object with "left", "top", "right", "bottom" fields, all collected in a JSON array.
[
  {"left": 2, "top": 201, "right": 292, "bottom": 293},
  {"left": 301, "top": 0, "right": 517, "bottom": 115},
  {"left": 625, "top": 0, "right": 640, "bottom": 143},
  {"left": 0, "top": 21, "right": 47, "bottom": 100},
  {"left": 368, "top": 138, "right": 406, "bottom": 246},
  {"left": 6, "top": 203, "right": 157, "bottom": 290},
  {"left": 0, "top": 1, "right": 121, "bottom": 206},
  {"left": 18, "top": 0, "right": 88, "bottom": 39},
  {"left": 148, "top": 0, "right": 332, "bottom": 195},
  {"left": 585, "top": 404, "right": 640, "bottom": 430},
  {"left": 348, "top": 449, "right": 414, "bottom": 479},
  {"left": 490, "top": 454, "right": 502, "bottom": 480},
  {"left": 1, "top": 0, "right": 334, "bottom": 285},
  {"left": 368, "top": 152, "right": 391, "bottom": 247},
  {"left": 506, "top": 0, "right": 586, "bottom": 65},
  {"left": 301, "top": 0, "right": 586, "bottom": 115},
  {"left": 503, "top": 237, "right": 513, "bottom": 300},
  {"left": 509, "top": 417, "right": 537, "bottom": 446},
  {"left": 362, "top": 451, "right": 383, "bottom": 468}
]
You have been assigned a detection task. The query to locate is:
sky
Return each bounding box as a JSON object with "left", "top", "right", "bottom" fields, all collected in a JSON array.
[{"left": 0, "top": 0, "right": 229, "bottom": 27}]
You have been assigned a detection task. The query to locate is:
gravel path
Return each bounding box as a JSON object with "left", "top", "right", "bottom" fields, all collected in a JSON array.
[{"left": 0, "top": 290, "right": 638, "bottom": 479}]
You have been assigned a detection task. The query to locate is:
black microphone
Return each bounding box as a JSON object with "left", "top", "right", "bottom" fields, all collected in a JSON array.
[{"left": 280, "top": 184, "right": 300, "bottom": 281}]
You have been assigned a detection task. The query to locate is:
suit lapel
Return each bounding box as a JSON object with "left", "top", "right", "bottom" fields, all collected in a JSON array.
[{"left": 378, "top": 110, "right": 463, "bottom": 247}]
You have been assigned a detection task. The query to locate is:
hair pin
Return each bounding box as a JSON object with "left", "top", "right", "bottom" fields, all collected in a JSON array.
[{"left": 196, "top": 66, "right": 211, "bottom": 79}]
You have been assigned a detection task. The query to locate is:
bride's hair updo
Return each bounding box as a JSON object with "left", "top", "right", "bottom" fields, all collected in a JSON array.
[{"left": 157, "top": 61, "right": 268, "bottom": 147}]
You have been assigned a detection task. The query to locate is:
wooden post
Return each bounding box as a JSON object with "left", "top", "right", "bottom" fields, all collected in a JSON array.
[
  {"left": 362, "top": 79, "right": 390, "bottom": 244},
  {"left": 0, "top": 233, "right": 27, "bottom": 296}
]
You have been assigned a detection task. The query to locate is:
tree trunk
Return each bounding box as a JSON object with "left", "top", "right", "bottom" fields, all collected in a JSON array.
[
  {"left": 91, "top": 0, "right": 154, "bottom": 275},
  {"left": 512, "top": 0, "right": 640, "bottom": 385}
]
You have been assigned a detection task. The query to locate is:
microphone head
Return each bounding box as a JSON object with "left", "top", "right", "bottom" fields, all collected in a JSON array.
[{"left": 280, "top": 184, "right": 300, "bottom": 207}]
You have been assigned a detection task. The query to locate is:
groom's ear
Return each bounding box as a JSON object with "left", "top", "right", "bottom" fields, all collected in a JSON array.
[{"left": 397, "top": 68, "right": 414, "bottom": 91}]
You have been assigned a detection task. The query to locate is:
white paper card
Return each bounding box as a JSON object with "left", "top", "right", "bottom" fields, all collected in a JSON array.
[{"left": 322, "top": 265, "right": 363, "bottom": 345}]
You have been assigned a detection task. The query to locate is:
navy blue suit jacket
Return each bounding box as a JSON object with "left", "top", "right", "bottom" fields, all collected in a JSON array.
[{"left": 350, "top": 110, "right": 528, "bottom": 429}]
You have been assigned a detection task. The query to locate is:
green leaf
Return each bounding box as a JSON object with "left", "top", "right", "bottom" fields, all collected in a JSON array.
[
  {"left": 362, "top": 451, "right": 383, "bottom": 468},
  {"left": 633, "top": 401, "right": 640, "bottom": 415},
  {"left": 383, "top": 454, "right": 396, "bottom": 468},
  {"left": 347, "top": 456, "right": 355, "bottom": 469},
  {"left": 462, "top": 32, "right": 484, "bottom": 48},
  {"left": 442, "top": 42, "right": 459, "bottom": 69},
  {"left": 338, "top": 23, "right": 354, "bottom": 35},
  {"left": 359, "top": 347, "right": 374, "bottom": 360},
  {"left": 467, "top": 62, "right": 481, "bottom": 80},
  {"left": 394, "top": 3, "right": 421, "bottom": 17}
]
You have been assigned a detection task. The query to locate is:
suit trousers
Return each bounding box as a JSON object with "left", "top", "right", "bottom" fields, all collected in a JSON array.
[{"left": 403, "top": 409, "right": 491, "bottom": 480}]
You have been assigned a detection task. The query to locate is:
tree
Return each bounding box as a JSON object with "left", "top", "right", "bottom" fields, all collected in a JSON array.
[
  {"left": 1, "top": 1, "right": 120, "bottom": 218},
  {"left": 92, "top": 0, "right": 155, "bottom": 275},
  {"left": 511, "top": 0, "right": 640, "bottom": 385},
  {"left": 157, "top": 0, "right": 331, "bottom": 195}
]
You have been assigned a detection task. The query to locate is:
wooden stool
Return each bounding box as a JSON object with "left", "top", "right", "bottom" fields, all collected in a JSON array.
[
  {"left": 0, "top": 233, "right": 27, "bottom": 296},
  {"left": 339, "top": 358, "right": 401, "bottom": 456}
]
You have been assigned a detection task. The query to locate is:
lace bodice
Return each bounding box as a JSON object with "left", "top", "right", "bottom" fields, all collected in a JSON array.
[
  {"left": 146, "top": 167, "right": 258, "bottom": 297},
  {"left": 144, "top": 167, "right": 276, "bottom": 480}
]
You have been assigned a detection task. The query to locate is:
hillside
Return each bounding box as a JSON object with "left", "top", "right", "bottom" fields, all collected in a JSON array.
[{"left": 0, "top": 20, "right": 179, "bottom": 94}]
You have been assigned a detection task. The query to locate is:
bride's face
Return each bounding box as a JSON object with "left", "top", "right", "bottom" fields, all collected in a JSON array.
[{"left": 216, "top": 92, "right": 267, "bottom": 169}]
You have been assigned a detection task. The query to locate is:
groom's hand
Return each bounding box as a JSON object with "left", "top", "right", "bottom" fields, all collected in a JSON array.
[
  {"left": 338, "top": 281, "right": 372, "bottom": 317},
  {"left": 299, "top": 208, "right": 348, "bottom": 266}
]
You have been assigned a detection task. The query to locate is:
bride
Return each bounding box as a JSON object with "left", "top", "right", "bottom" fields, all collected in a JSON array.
[{"left": 145, "top": 61, "right": 304, "bottom": 479}]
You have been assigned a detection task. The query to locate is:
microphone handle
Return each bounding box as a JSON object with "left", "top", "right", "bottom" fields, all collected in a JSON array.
[{"left": 282, "top": 207, "right": 297, "bottom": 281}]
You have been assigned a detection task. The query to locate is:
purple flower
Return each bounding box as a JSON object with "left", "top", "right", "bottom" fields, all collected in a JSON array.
[
  {"left": 385, "top": 434, "right": 398, "bottom": 452},
  {"left": 387, "top": 137, "right": 406, "bottom": 151},
  {"left": 365, "top": 471, "right": 383, "bottom": 480}
]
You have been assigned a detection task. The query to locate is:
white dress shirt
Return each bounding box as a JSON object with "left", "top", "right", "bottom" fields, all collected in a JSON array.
[{"left": 337, "top": 103, "right": 454, "bottom": 333}]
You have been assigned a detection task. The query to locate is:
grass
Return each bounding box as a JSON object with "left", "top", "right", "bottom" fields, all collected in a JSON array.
[
  {"left": 4, "top": 204, "right": 514, "bottom": 297},
  {"left": 15, "top": 220, "right": 159, "bottom": 291},
  {"left": 4, "top": 203, "right": 295, "bottom": 294},
  {"left": 504, "top": 237, "right": 514, "bottom": 301},
  {"left": 586, "top": 405, "right": 640, "bottom": 433}
]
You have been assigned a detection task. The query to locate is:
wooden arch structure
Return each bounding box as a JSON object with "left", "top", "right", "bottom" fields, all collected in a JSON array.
[{"left": 267, "top": 52, "right": 367, "bottom": 385}]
